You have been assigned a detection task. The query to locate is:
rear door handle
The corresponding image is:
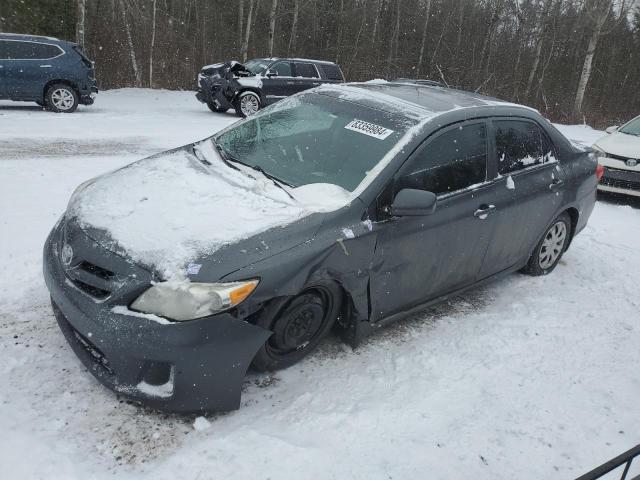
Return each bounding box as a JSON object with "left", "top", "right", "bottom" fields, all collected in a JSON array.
[
  {"left": 474, "top": 204, "right": 496, "bottom": 219},
  {"left": 549, "top": 179, "right": 565, "bottom": 191},
  {"left": 40, "top": 64, "right": 52, "bottom": 68}
]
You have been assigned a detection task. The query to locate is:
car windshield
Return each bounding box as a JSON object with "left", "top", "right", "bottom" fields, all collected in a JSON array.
[
  {"left": 213, "top": 93, "right": 416, "bottom": 192},
  {"left": 620, "top": 117, "right": 640, "bottom": 136},
  {"left": 244, "top": 59, "right": 268, "bottom": 75}
]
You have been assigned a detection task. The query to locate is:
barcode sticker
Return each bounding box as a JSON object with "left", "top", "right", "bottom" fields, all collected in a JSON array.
[{"left": 344, "top": 119, "right": 394, "bottom": 140}]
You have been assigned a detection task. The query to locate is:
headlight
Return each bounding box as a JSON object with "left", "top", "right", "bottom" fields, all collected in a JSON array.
[
  {"left": 591, "top": 144, "right": 607, "bottom": 160},
  {"left": 130, "top": 279, "right": 259, "bottom": 321}
]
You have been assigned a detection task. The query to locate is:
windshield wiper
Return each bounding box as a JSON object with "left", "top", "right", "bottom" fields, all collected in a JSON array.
[
  {"left": 247, "top": 164, "right": 295, "bottom": 200},
  {"left": 211, "top": 139, "right": 295, "bottom": 200},
  {"left": 211, "top": 139, "right": 241, "bottom": 171}
]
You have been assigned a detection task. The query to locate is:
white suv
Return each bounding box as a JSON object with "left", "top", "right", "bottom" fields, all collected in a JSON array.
[{"left": 593, "top": 115, "right": 640, "bottom": 197}]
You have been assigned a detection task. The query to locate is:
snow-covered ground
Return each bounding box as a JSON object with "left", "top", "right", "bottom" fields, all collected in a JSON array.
[{"left": 1, "top": 90, "right": 639, "bottom": 480}]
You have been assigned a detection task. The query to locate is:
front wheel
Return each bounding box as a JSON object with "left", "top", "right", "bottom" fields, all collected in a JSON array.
[
  {"left": 522, "top": 212, "right": 572, "bottom": 276},
  {"left": 45, "top": 83, "right": 79, "bottom": 113},
  {"left": 234, "top": 91, "right": 260, "bottom": 118},
  {"left": 252, "top": 284, "right": 343, "bottom": 371}
]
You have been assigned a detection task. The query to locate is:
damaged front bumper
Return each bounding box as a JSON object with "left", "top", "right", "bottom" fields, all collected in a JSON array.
[
  {"left": 43, "top": 222, "right": 271, "bottom": 413},
  {"left": 196, "top": 75, "right": 234, "bottom": 110}
]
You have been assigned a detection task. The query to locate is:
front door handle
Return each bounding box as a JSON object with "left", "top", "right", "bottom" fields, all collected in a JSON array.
[
  {"left": 40, "top": 65, "right": 52, "bottom": 68},
  {"left": 549, "top": 179, "right": 565, "bottom": 191},
  {"left": 474, "top": 204, "right": 496, "bottom": 219}
]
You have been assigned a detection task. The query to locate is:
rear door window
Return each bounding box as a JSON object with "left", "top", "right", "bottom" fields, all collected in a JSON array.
[
  {"left": 400, "top": 122, "right": 488, "bottom": 196},
  {"left": 294, "top": 62, "right": 320, "bottom": 79},
  {"left": 494, "top": 120, "right": 555, "bottom": 175}
]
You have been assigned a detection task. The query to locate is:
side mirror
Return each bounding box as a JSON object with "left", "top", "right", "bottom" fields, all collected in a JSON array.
[
  {"left": 266, "top": 69, "right": 278, "bottom": 78},
  {"left": 605, "top": 126, "right": 619, "bottom": 134},
  {"left": 390, "top": 189, "right": 437, "bottom": 216}
]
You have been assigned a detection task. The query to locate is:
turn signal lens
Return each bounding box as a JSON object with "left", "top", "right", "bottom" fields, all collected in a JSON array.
[{"left": 229, "top": 281, "right": 259, "bottom": 306}]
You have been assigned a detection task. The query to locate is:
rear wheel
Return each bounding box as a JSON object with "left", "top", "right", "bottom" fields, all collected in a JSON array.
[
  {"left": 252, "top": 284, "right": 343, "bottom": 371},
  {"left": 522, "top": 212, "right": 572, "bottom": 276},
  {"left": 207, "top": 100, "right": 228, "bottom": 113},
  {"left": 234, "top": 91, "right": 260, "bottom": 118},
  {"left": 45, "top": 83, "right": 79, "bottom": 113}
]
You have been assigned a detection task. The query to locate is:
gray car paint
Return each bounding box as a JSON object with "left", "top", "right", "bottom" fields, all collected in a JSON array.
[{"left": 43, "top": 83, "right": 597, "bottom": 412}]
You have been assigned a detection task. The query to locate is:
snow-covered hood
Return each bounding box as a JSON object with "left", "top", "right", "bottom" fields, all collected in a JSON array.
[
  {"left": 593, "top": 132, "right": 640, "bottom": 159},
  {"left": 67, "top": 140, "right": 350, "bottom": 280}
]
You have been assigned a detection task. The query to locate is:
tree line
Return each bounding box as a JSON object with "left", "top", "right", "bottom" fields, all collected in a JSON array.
[{"left": 1, "top": 0, "right": 639, "bottom": 126}]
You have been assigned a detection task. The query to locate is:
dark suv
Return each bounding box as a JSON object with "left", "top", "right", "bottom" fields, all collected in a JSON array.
[
  {"left": 196, "top": 58, "right": 344, "bottom": 117},
  {"left": 0, "top": 33, "right": 97, "bottom": 113}
]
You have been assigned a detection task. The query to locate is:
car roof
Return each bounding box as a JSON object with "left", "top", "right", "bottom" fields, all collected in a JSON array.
[
  {"left": 254, "top": 57, "right": 338, "bottom": 66},
  {"left": 317, "top": 82, "right": 536, "bottom": 120},
  {"left": 0, "top": 32, "right": 64, "bottom": 44}
]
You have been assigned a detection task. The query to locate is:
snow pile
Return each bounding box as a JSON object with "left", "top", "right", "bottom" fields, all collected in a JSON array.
[
  {"left": 192, "top": 417, "right": 211, "bottom": 432},
  {"left": 68, "top": 143, "right": 311, "bottom": 279}
]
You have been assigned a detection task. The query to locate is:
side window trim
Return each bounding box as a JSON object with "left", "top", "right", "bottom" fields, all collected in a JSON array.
[
  {"left": 0, "top": 39, "right": 65, "bottom": 61},
  {"left": 395, "top": 118, "right": 491, "bottom": 198},
  {"left": 489, "top": 117, "right": 559, "bottom": 177}
]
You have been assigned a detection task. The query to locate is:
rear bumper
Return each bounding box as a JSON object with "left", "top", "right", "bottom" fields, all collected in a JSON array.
[
  {"left": 43, "top": 224, "right": 271, "bottom": 413},
  {"left": 79, "top": 83, "right": 98, "bottom": 105}
]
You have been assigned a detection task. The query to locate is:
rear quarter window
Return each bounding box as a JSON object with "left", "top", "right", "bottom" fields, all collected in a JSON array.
[
  {"left": 321, "top": 64, "right": 344, "bottom": 81},
  {"left": 494, "top": 120, "right": 556, "bottom": 175}
]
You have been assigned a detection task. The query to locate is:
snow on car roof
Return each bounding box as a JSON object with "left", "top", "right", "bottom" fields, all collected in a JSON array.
[
  {"left": 317, "top": 82, "right": 538, "bottom": 120},
  {"left": 317, "top": 82, "right": 513, "bottom": 120},
  {"left": 0, "top": 32, "right": 60, "bottom": 42},
  {"left": 357, "top": 83, "right": 533, "bottom": 112}
]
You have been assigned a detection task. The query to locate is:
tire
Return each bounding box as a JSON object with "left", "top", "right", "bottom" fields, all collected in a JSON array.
[
  {"left": 522, "top": 212, "right": 572, "bottom": 276},
  {"left": 207, "top": 101, "right": 228, "bottom": 113},
  {"left": 233, "top": 91, "right": 260, "bottom": 118},
  {"left": 251, "top": 283, "right": 343, "bottom": 371},
  {"left": 45, "top": 83, "right": 79, "bottom": 113}
]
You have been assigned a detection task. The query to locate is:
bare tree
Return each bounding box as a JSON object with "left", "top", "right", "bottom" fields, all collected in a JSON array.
[
  {"left": 241, "top": 0, "right": 256, "bottom": 62},
  {"left": 523, "top": 0, "right": 555, "bottom": 99},
  {"left": 119, "top": 0, "right": 141, "bottom": 87},
  {"left": 149, "top": 0, "right": 157, "bottom": 88},
  {"left": 573, "top": 0, "right": 612, "bottom": 116},
  {"left": 287, "top": 0, "right": 300, "bottom": 56},
  {"left": 268, "top": 0, "right": 279, "bottom": 57},
  {"left": 416, "top": 0, "right": 433, "bottom": 77},
  {"left": 238, "top": 0, "right": 244, "bottom": 39},
  {"left": 75, "top": 0, "right": 86, "bottom": 48}
]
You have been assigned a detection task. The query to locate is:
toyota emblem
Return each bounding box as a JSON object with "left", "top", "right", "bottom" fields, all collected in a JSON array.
[
  {"left": 61, "top": 244, "right": 74, "bottom": 266},
  {"left": 627, "top": 158, "right": 638, "bottom": 167}
]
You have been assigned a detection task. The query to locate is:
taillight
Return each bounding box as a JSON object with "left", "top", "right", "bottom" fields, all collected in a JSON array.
[{"left": 596, "top": 164, "right": 605, "bottom": 181}]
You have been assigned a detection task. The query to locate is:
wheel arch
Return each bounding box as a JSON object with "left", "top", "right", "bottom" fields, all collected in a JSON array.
[
  {"left": 564, "top": 206, "right": 580, "bottom": 249},
  {"left": 43, "top": 79, "right": 80, "bottom": 99}
]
